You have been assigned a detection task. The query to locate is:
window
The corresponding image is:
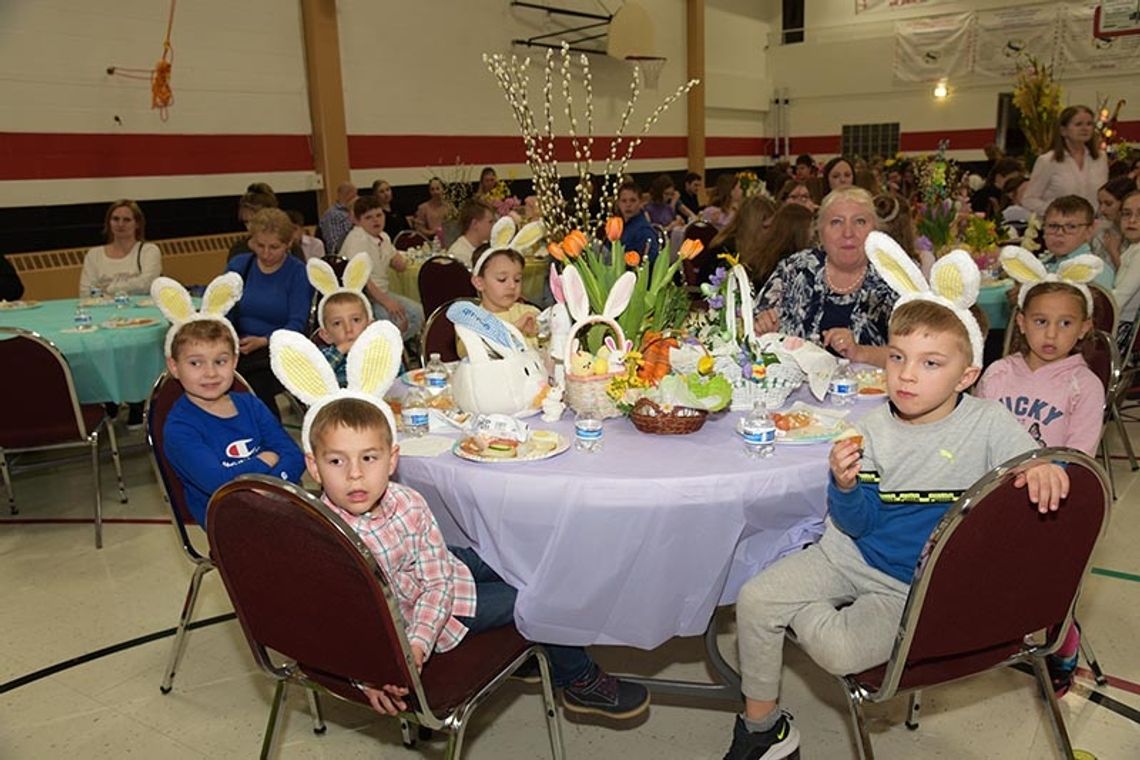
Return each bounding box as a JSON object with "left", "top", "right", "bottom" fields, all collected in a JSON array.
[
  {"left": 782, "top": 0, "right": 804, "bottom": 44},
  {"left": 841, "top": 123, "right": 900, "bottom": 160}
]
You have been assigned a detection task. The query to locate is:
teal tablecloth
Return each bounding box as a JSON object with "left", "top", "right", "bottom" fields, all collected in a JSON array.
[
  {"left": 0, "top": 297, "right": 170, "bottom": 404},
  {"left": 977, "top": 281, "right": 1013, "bottom": 331}
]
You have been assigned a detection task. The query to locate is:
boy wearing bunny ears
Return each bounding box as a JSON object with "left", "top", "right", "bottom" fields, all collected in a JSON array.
[
  {"left": 153, "top": 275, "right": 305, "bottom": 526},
  {"left": 723, "top": 234, "right": 1070, "bottom": 760},
  {"left": 311, "top": 252, "right": 376, "bottom": 386},
  {"left": 269, "top": 321, "right": 649, "bottom": 721}
]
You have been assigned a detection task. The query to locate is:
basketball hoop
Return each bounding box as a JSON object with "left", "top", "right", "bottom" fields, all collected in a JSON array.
[{"left": 625, "top": 55, "right": 666, "bottom": 90}]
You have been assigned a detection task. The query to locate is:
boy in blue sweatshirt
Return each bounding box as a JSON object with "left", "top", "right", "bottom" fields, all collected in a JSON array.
[
  {"left": 723, "top": 258, "right": 1070, "bottom": 759},
  {"left": 163, "top": 318, "right": 305, "bottom": 525}
]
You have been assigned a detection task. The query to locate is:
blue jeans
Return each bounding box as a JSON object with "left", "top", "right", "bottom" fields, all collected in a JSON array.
[
  {"left": 373, "top": 293, "right": 424, "bottom": 341},
  {"left": 450, "top": 546, "right": 594, "bottom": 687}
]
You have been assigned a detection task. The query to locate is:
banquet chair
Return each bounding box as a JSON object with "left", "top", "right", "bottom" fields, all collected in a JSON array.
[
  {"left": 418, "top": 256, "right": 477, "bottom": 326},
  {"left": 421, "top": 297, "right": 478, "bottom": 366},
  {"left": 146, "top": 371, "right": 250, "bottom": 694},
  {"left": 1088, "top": 283, "right": 1118, "bottom": 342},
  {"left": 0, "top": 327, "right": 126, "bottom": 549},
  {"left": 394, "top": 230, "right": 429, "bottom": 251},
  {"left": 206, "top": 475, "right": 564, "bottom": 760},
  {"left": 798, "top": 447, "right": 1108, "bottom": 760},
  {"left": 1082, "top": 329, "right": 1134, "bottom": 498}
]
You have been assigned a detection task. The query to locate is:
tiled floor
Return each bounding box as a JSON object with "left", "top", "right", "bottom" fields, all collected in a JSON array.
[{"left": 1, "top": 414, "right": 1138, "bottom": 759}]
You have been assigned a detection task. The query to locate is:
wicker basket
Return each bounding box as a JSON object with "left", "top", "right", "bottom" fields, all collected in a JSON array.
[
  {"left": 629, "top": 398, "right": 709, "bottom": 435},
  {"left": 565, "top": 370, "right": 624, "bottom": 419}
]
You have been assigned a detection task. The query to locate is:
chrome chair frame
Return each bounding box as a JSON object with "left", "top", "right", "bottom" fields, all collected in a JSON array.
[
  {"left": 827, "top": 448, "right": 1109, "bottom": 760},
  {"left": 210, "top": 475, "right": 564, "bottom": 760},
  {"left": 0, "top": 326, "right": 126, "bottom": 548}
]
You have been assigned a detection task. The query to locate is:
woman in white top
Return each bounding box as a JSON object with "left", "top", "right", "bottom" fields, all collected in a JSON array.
[
  {"left": 78, "top": 200, "right": 162, "bottom": 297},
  {"left": 1022, "top": 105, "right": 1108, "bottom": 215}
]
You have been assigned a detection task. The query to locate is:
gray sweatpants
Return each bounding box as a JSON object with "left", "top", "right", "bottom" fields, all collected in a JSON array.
[{"left": 735, "top": 519, "right": 911, "bottom": 701}]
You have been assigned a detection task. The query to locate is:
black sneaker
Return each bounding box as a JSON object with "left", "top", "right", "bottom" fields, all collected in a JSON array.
[
  {"left": 723, "top": 712, "right": 800, "bottom": 760},
  {"left": 562, "top": 668, "right": 650, "bottom": 719}
]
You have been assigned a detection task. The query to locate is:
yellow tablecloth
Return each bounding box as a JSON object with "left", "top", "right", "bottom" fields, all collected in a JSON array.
[{"left": 389, "top": 257, "right": 550, "bottom": 305}]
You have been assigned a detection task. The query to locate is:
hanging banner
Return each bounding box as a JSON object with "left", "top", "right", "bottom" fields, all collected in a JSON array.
[
  {"left": 1058, "top": 1, "right": 1140, "bottom": 74},
  {"left": 972, "top": 5, "right": 1060, "bottom": 79},
  {"left": 894, "top": 12, "right": 973, "bottom": 83},
  {"left": 857, "top": 0, "right": 945, "bottom": 13}
]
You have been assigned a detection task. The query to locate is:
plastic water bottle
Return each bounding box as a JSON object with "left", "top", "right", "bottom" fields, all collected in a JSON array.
[
  {"left": 738, "top": 400, "right": 776, "bottom": 459},
  {"left": 574, "top": 410, "right": 603, "bottom": 453},
  {"left": 113, "top": 290, "right": 131, "bottom": 309},
  {"left": 829, "top": 359, "right": 857, "bottom": 407},
  {"left": 424, "top": 353, "right": 450, "bottom": 398},
  {"left": 73, "top": 305, "right": 93, "bottom": 331},
  {"left": 401, "top": 388, "right": 430, "bottom": 437}
]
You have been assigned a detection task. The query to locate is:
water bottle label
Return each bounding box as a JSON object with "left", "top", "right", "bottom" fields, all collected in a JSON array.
[
  {"left": 830, "top": 381, "right": 856, "bottom": 395},
  {"left": 402, "top": 409, "right": 429, "bottom": 427},
  {"left": 742, "top": 428, "right": 776, "bottom": 445},
  {"left": 575, "top": 426, "right": 603, "bottom": 441},
  {"left": 426, "top": 372, "right": 447, "bottom": 389}
]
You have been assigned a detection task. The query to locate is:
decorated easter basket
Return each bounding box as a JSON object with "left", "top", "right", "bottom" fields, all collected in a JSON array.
[
  {"left": 734, "top": 360, "right": 805, "bottom": 410},
  {"left": 564, "top": 317, "right": 625, "bottom": 420},
  {"left": 629, "top": 398, "right": 708, "bottom": 435}
]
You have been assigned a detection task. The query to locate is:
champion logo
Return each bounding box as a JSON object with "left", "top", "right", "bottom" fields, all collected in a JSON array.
[{"left": 226, "top": 438, "right": 255, "bottom": 458}]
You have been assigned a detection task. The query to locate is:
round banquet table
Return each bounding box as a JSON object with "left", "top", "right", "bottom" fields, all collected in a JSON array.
[
  {"left": 395, "top": 387, "right": 884, "bottom": 650},
  {"left": 0, "top": 297, "right": 170, "bottom": 404},
  {"left": 389, "top": 254, "right": 550, "bottom": 306},
  {"left": 977, "top": 280, "right": 1013, "bottom": 331}
]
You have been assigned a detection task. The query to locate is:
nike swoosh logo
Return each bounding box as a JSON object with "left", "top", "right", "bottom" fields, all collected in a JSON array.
[{"left": 776, "top": 724, "right": 786, "bottom": 741}]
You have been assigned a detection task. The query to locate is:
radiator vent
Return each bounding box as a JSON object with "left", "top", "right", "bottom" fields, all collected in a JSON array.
[{"left": 8, "top": 233, "right": 247, "bottom": 273}]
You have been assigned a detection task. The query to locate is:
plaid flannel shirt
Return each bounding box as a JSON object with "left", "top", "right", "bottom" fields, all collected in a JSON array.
[{"left": 324, "top": 483, "right": 477, "bottom": 655}]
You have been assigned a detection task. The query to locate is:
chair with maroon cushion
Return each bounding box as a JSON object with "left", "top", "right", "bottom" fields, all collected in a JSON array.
[
  {"left": 803, "top": 447, "right": 1108, "bottom": 760},
  {"left": 1087, "top": 283, "right": 1118, "bottom": 342},
  {"left": 1080, "top": 329, "right": 1133, "bottom": 498},
  {"left": 206, "top": 475, "right": 564, "bottom": 759},
  {"left": 146, "top": 371, "right": 251, "bottom": 694},
  {"left": 0, "top": 327, "right": 126, "bottom": 548},
  {"left": 394, "top": 230, "right": 429, "bottom": 251},
  {"left": 418, "top": 255, "right": 477, "bottom": 321},
  {"left": 420, "top": 297, "right": 478, "bottom": 366}
]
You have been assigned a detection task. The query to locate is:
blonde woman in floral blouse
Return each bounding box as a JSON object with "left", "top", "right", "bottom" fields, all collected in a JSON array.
[{"left": 753, "top": 187, "right": 896, "bottom": 367}]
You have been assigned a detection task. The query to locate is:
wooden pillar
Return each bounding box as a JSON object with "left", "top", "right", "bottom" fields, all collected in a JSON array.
[
  {"left": 686, "top": 0, "right": 706, "bottom": 177},
  {"left": 300, "top": 0, "right": 350, "bottom": 212}
]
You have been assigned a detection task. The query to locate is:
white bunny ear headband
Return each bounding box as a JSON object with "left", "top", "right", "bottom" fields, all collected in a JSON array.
[
  {"left": 864, "top": 231, "right": 985, "bottom": 367},
  {"left": 151, "top": 273, "right": 243, "bottom": 358},
  {"left": 308, "top": 251, "right": 373, "bottom": 330},
  {"left": 999, "top": 245, "right": 1102, "bottom": 314},
  {"left": 472, "top": 216, "right": 545, "bottom": 274},
  {"left": 269, "top": 320, "right": 404, "bottom": 452}
]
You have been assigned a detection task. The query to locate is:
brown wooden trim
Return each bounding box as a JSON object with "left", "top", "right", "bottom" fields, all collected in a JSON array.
[
  {"left": 686, "top": 0, "right": 705, "bottom": 176},
  {"left": 300, "top": 0, "right": 350, "bottom": 212}
]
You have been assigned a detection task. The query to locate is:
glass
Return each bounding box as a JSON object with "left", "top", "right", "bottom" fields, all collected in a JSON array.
[
  {"left": 1119, "top": 209, "right": 1140, "bottom": 220},
  {"left": 1044, "top": 222, "right": 1091, "bottom": 235}
]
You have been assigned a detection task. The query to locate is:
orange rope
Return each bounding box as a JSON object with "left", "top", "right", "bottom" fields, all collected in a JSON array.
[{"left": 107, "top": 0, "right": 176, "bottom": 120}]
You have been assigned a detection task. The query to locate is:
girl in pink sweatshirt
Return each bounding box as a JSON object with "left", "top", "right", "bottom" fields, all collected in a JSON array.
[{"left": 976, "top": 249, "right": 1106, "bottom": 695}]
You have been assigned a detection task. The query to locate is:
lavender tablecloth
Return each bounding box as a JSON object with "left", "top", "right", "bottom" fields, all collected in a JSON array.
[{"left": 396, "top": 387, "right": 883, "bottom": 649}]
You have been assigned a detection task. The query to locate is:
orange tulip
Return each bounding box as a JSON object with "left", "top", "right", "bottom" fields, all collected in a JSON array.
[
  {"left": 605, "top": 216, "right": 624, "bottom": 242},
  {"left": 679, "top": 238, "right": 704, "bottom": 260},
  {"left": 624, "top": 251, "right": 640, "bottom": 267},
  {"left": 546, "top": 241, "right": 566, "bottom": 262},
  {"left": 561, "top": 229, "right": 588, "bottom": 257}
]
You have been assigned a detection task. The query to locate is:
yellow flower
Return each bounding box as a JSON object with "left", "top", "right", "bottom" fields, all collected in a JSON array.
[{"left": 717, "top": 252, "right": 740, "bottom": 267}]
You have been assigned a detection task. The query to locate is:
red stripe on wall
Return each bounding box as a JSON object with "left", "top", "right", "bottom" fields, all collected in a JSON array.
[{"left": 0, "top": 132, "right": 314, "bottom": 181}]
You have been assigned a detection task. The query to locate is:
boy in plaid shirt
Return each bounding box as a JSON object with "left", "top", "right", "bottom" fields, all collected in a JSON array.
[{"left": 304, "top": 397, "right": 650, "bottom": 719}]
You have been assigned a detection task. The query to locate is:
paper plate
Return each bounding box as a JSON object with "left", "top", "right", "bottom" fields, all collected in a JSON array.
[
  {"left": 0, "top": 300, "right": 41, "bottom": 311},
  {"left": 774, "top": 403, "right": 850, "bottom": 445},
  {"left": 452, "top": 431, "right": 569, "bottom": 463},
  {"left": 401, "top": 368, "right": 427, "bottom": 387},
  {"left": 101, "top": 317, "right": 158, "bottom": 329}
]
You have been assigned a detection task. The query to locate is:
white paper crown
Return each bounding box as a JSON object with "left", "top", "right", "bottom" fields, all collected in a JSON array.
[
  {"left": 309, "top": 251, "right": 373, "bottom": 329},
  {"left": 269, "top": 320, "right": 404, "bottom": 452},
  {"left": 151, "top": 273, "right": 243, "bottom": 357},
  {"left": 472, "top": 216, "right": 545, "bottom": 274},
  {"left": 999, "top": 245, "right": 1102, "bottom": 314},
  {"left": 864, "top": 231, "right": 984, "bottom": 367}
]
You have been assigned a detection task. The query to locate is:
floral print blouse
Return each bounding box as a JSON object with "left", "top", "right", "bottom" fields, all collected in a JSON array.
[{"left": 755, "top": 248, "right": 897, "bottom": 346}]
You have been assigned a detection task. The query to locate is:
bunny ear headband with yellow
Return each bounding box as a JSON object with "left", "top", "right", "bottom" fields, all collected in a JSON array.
[
  {"left": 999, "top": 245, "right": 1102, "bottom": 314},
  {"left": 472, "top": 216, "right": 545, "bottom": 274},
  {"left": 308, "top": 251, "right": 373, "bottom": 330},
  {"left": 864, "top": 231, "right": 985, "bottom": 367},
  {"left": 151, "top": 273, "right": 243, "bottom": 358},
  {"left": 269, "top": 319, "right": 404, "bottom": 451}
]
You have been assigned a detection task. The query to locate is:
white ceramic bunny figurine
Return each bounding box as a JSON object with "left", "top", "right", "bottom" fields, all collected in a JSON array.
[
  {"left": 307, "top": 251, "right": 373, "bottom": 330},
  {"left": 561, "top": 266, "right": 636, "bottom": 374},
  {"left": 268, "top": 320, "right": 404, "bottom": 451},
  {"left": 543, "top": 264, "right": 573, "bottom": 377},
  {"left": 150, "top": 273, "right": 243, "bottom": 357},
  {"left": 864, "top": 230, "right": 985, "bottom": 367},
  {"left": 999, "top": 245, "right": 1103, "bottom": 314},
  {"left": 446, "top": 301, "right": 550, "bottom": 416}
]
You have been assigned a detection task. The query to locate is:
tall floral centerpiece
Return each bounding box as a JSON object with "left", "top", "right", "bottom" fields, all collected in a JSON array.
[
  {"left": 1012, "top": 55, "right": 1062, "bottom": 166},
  {"left": 914, "top": 139, "right": 961, "bottom": 253}
]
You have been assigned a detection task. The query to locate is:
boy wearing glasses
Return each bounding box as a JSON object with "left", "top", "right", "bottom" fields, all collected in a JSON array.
[{"left": 1041, "top": 195, "right": 1115, "bottom": 288}]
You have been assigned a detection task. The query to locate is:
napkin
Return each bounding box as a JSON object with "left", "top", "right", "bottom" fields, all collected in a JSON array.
[{"left": 399, "top": 435, "right": 456, "bottom": 458}]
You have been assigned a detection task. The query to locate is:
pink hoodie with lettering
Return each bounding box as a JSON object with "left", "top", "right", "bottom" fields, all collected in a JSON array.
[{"left": 975, "top": 353, "right": 1104, "bottom": 456}]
